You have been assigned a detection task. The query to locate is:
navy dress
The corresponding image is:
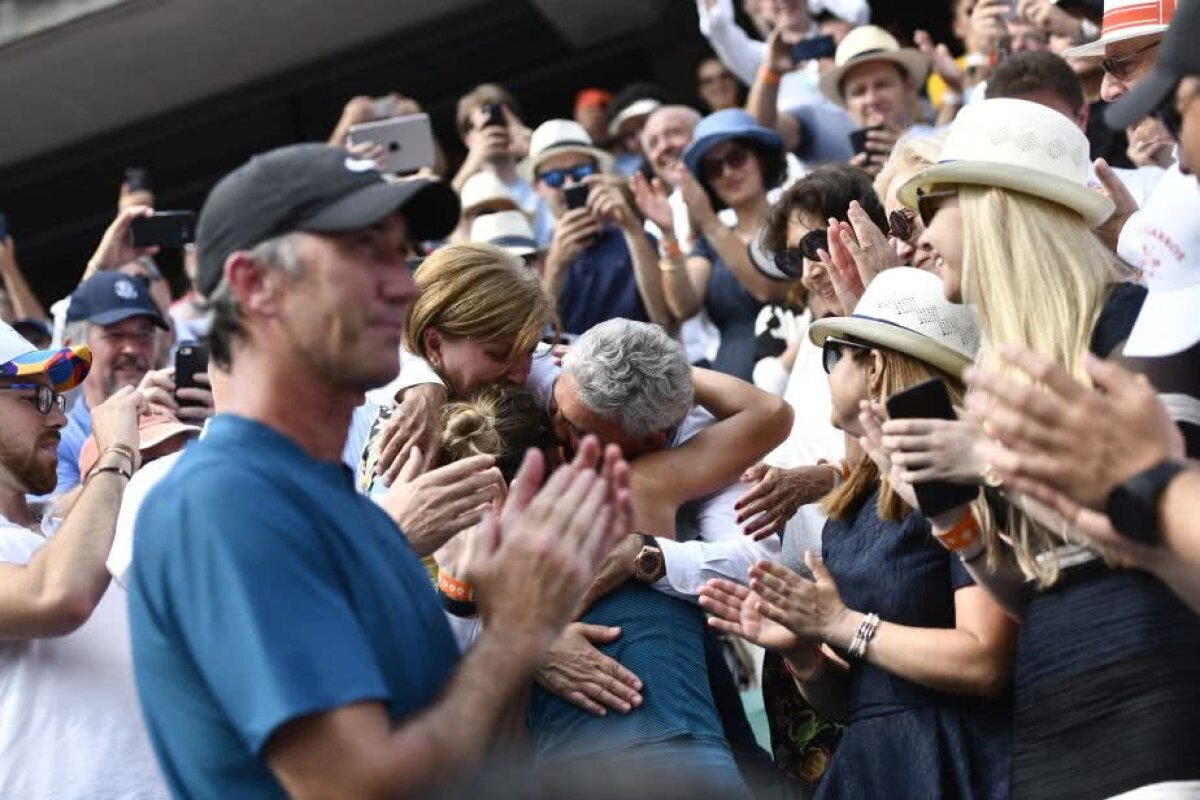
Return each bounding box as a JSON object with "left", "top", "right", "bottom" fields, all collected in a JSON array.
[
  {"left": 693, "top": 236, "right": 763, "bottom": 382},
  {"left": 818, "top": 494, "right": 1012, "bottom": 800}
]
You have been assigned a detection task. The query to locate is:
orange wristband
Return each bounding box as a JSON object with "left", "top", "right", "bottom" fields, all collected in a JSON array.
[
  {"left": 935, "top": 510, "right": 981, "bottom": 554},
  {"left": 437, "top": 571, "right": 475, "bottom": 603},
  {"left": 757, "top": 66, "right": 781, "bottom": 86},
  {"left": 660, "top": 238, "right": 683, "bottom": 261}
]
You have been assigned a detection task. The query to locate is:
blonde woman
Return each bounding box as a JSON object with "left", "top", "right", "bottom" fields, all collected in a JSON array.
[
  {"left": 701, "top": 269, "right": 1015, "bottom": 799},
  {"left": 887, "top": 98, "right": 1200, "bottom": 800}
]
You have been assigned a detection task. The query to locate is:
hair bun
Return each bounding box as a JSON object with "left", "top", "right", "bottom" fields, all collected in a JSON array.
[{"left": 440, "top": 396, "right": 503, "bottom": 462}]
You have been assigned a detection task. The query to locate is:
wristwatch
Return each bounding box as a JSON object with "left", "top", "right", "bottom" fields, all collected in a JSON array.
[
  {"left": 1104, "top": 460, "right": 1187, "bottom": 543},
  {"left": 633, "top": 534, "right": 666, "bottom": 584}
]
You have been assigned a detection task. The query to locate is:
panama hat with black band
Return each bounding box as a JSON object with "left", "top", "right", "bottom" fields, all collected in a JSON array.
[
  {"left": 518, "top": 120, "right": 614, "bottom": 184},
  {"left": 194, "top": 143, "right": 460, "bottom": 297},
  {"left": 818, "top": 25, "right": 931, "bottom": 107},
  {"left": 809, "top": 267, "right": 981, "bottom": 378}
]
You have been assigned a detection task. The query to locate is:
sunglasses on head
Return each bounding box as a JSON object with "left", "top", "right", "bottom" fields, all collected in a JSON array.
[
  {"left": 889, "top": 208, "right": 917, "bottom": 243},
  {"left": 537, "top": 163, "right": 596, "bottom": 189},
  {"left": 0, "top": 383, "right": 66, "bottom": 414},
  {"left": 701, "top": 145, "right": 751, "bottom": 181},
  {"left": 772, "top": 228, "right": 829, "bottom": 278},
  {"left": 821, "top": 336, "right": 872, "bottom": 375},
  {"left": 916, "top": 187, "right": 958, "bottom": 227},
  {"left": 1100, "top": 40, "right": 1160, "bottom": 81}
]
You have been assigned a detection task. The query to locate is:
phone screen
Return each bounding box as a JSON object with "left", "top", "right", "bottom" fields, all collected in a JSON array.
[
  {"left": 885, "top": 379, "right": 980, "bottom": 517},
  {"left": 564, "top": 184, "right": 590, "bottom": 211}
]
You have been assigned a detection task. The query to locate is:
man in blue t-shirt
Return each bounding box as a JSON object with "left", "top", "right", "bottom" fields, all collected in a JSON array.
[
  {"left": 525, "top": 119, "right": 670, "bottom": 336},
  {"left": 127, "top": 143, "right": 631, "bottom": 798}
]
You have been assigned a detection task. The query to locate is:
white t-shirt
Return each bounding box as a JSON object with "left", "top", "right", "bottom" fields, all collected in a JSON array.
[
  {"left": 0, "top": 517, "right": 167, "bottom": 799},
  {"left": 108, "top": 452, "right": 184, "bottom": 588}
]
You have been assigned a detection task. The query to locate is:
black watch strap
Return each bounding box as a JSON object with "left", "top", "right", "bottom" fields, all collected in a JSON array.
[{"left": 1105, "top": 460, "right": 1186, "bottom": 543}]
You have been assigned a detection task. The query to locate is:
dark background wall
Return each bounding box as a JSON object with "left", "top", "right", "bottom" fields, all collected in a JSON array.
[{"left": 0, "top": 0, "right": 951, "bottom": 304}]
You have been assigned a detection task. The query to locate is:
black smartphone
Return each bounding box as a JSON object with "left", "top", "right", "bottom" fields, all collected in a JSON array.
[
  {"left": 563, "top": 184, "right": 591, "bottom": 211},
  {"left": 885, "top": 378, "right": 980, "bottom": 517},
  {"left": 849, "top": 125, "right": 884, "bottom": 156},
  {"left": 124, "top": 167, "right": 151, "bottom": 192},
  {"left": 0, "top": 212, "right": 8, "bottom": 241},
  {"left": 482, "top": 103, "right": 506, "bottom": 129},
  {"left": 174, "top": 341, "right": 209, "bottom": 407},
  {"left": 789, "top": 35, "right": 836, "bottom": 63},
  {"left": 130, "top": 211, "right": 196, "bottom": 248}
]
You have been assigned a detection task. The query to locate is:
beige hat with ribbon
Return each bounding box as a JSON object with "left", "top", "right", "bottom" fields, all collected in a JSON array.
[{"left": 818, "top": 25, "right": 931, "bottom": 106}]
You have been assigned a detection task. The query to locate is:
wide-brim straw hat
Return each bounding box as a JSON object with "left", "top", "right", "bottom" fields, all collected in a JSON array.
[
  {"left": 897, "top": 98, "right": 1114, "bottom": 227},
  {"left": 818, "top": 25, "right": 931, "bottom": 106},
  {"left": 809, "top": 267, "right": 981, "bottom": 378},
  {"left": 470, "top": 210, "right": 540, "bottom": 257}
]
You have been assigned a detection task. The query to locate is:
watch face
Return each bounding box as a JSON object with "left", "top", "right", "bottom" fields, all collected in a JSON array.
[{"left": 635, "top": 549, "right": 664, "bottom": 582}]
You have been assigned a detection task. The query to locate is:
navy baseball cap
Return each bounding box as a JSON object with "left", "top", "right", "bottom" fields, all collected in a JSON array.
[
  {"left": 195, "top": 143, "right": 461, "bottom": 297},
  {"left": 66, "top": 272, "right": 168, "bottom": 329}
]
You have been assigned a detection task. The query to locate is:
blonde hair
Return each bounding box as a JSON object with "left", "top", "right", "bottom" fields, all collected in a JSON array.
[
  {"left": 439, "top": 385, "right": 557, "bottom": 481},
  {"left": 959, "top": 185, "right": 1127, "bottom": 585},
  {"left": 873, "top": 132, "right": 946, "bottom": 202},
  {"left": 823, "top": 344, "right": 965, "bottom": 522},
  {"left": 404, "top": 243, "right": 558, "bottom": 368}
]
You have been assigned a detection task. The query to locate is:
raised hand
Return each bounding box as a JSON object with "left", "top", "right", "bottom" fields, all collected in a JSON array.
[{"left": 630, "top": 171, "right": 674, "bottom": 235}]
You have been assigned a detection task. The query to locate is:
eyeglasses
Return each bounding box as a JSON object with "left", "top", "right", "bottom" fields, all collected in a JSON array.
[
  {"left": 822, "top": 337, "right": 872, "bottom": 374},
  {"left": 701, "top": 145, "right": 751, "bottom": 180},
  {"left": 916, "top": 187, "right": 959, "bottom": 227},
  {"left": 0, "top": 383, "right": 66, "bottom": 414},
  {"left": 889, "top": 208, "right": 917, "bottom": 243},
  {"left": 537, "top": 163, "right": 596, "bottom": 189},
  {"left": 772, "top": 228, "right": 829, "bottom": 278},
  {"left": 1100, "top": 40, "right": 1160, "bottom": 80}
]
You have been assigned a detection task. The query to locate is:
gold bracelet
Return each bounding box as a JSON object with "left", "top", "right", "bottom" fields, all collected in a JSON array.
[
  {"left": 658, "top": 259, "right": 680, "bottom": 273},
  {"left": 102, "top": 443, "right": 137, "bottom": 463},
  {"left": 89, "top": 463, "right": 132, "bottom": 482}
]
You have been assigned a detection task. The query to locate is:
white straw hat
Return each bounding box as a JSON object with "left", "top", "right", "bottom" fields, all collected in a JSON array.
[
  {"left": 459, "top": 171, "right": 519, "bottom": 215},
  {"left": 607, "top": 98, "right": 662, "bottom": 138},
  {"left": 818, "top": 25, "right": 931, "bottom": 106},
  {"left": 1064, "top": 0, "right": 1173, "bottom": 58},
  {"left": 897, "top": 98, "right": 1114, "bottom": 227},
  {"left": 470, "top": 210, "right": 539, "bottom": 257},
  {"left": 809, "top": 268, "right": 981, "bottom": 377},
  {"left": 518, "top": 119, "right": 613, "bottom": 183}
]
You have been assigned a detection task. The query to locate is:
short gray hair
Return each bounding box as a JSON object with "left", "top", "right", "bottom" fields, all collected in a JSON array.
[
  {"left": 205, "top": 233, "right": 304, "bottom": 368},
  {"left": 562, "top": 319, "right": 693, "bottom": 437}
]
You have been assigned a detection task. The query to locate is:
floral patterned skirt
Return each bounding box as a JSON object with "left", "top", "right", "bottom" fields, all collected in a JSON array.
[{"left": 761, "top": 651, "right": 843, "bottom": 796}]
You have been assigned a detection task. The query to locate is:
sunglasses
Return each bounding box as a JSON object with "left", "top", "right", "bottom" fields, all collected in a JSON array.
[
  {"left": 772, "top": 228, "right": 829, "bottom": 278},
  {"left": 822, "top": 337, "right": 872, "bottom": 374},
  {"left": 889, "top": 208, "right": 917, "bottom": 243},
  {"left": 0, "top": 383, "right": 66, "bottom": 414},
  {"left": 916, "top": 187, "right": 958, "bottom": 227},
  {"left": 1100, "top": 40, "right": 1160, "bottom": 80},
  {"left": 537, "top": 163, "right": 596, "bottom": 189},
  {"left": 701, "top": 145, "right": 751, "bottom": 181}
]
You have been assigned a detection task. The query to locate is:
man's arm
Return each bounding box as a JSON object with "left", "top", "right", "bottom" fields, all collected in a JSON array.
[
  {"left": 746, "top": 29, "right": 805, "bottom": 153},
  {"left": 0, "top": 238, "right": 48, "bottom": 322},
  {"left": 655, "top": 528, "right": 782, "bottom": 600},
  {"left": 0, "top": 387, "right": 142, "bottom": 639},
  {"left": 266, "top": 634, "right": 545, "bottom": 799},
  {"left": 697, "top": 0, "right": 768, "bottom": 86}
]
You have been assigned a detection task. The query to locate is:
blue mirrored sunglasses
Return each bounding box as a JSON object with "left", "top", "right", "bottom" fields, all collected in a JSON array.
[{"left": 537, "top": 163, "right": 596, "bottom": 189}]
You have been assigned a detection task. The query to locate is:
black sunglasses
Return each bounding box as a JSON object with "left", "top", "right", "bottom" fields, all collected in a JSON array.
[
  {"left": 822, "top": 336, "right": 872, "bottom": 374},
  {"left": 889, "top": 208, "right": 917, "bottom": 243},
  {"left": 771, "top": 229, "right": 829, "bottom": 279},
  {"left": 916, "top": 188, "right": 958, "bottom": 227},
  {"left": 0, "top": 383, "right": 66, "bottom": 414},
  {"left": 1100, "top": 40, "right": 1160, "bottom": 80}
]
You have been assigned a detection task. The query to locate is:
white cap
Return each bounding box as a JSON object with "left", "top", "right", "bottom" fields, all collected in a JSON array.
[
  {"left": 470, "top": 210, "right": 539, "bottom": 257},
  {"left": 459, "top": 171, "right": 519, "bottom": 215}
]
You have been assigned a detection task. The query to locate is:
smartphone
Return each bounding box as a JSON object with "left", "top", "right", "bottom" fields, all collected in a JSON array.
[
  {"left": 124, "top": 167, "right": 151, "bottom": 192},
  {"left": 129, "top": 211, "right": 196, "bottom": 248},
  {"left": 789, "top": 35, "right": 836, "bottom": 63},
  {"left": 563, "top": 184, "right": 591, "bottom": 211},
  {"left": 347, "top": 113, "right": 436, "bottom": 175},
  {"left": 885, "top": 378, "right": 980, "bottom": 517},
  {"left": 0, "top": 212, "right": 8, "bottom": 241},
  {"left": 174, "top": 341, "right": 209, "bottom": 407},
  {"left": 849, "top": 125, "right": 884, "bottom": 157},
  {"left": 482, "top": 103, "right": 506, "bottom": 129}
]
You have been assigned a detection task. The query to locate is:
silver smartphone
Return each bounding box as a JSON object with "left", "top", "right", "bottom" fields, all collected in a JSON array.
[{"left": 347, "top": 113, "right": 436, "bottom": 175}]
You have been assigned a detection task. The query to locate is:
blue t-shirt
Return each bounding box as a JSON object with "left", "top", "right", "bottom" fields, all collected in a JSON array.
[
  {"left": 557, "top": 226, "right": 652, "bottom": 336},
  {"left": 54, "top": 395, "right": 91, "bottom": 493},
  {"left": 128, "top": 414, "right": 459, "bottom": 799}
]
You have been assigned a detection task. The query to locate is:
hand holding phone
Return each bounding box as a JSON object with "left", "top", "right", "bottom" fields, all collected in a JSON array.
[
  {"left": 885, "top": 379, "right": 980, "bottom": 517},
  {"left": 849, "top": 125, "right": 884, "bottom": 157},
  {"left": 174, "top": 342, "right": 210, "bottom": 409},
  {"left": 129, "top": 211, "right": 196, "bottom": 248},
  {"left": 347, "top": 113, "right": 437, "bottom": 175},
  {"left": 789, "top": 35, "right": 836, "bottom": 64},
  {"left": 563, "top": 184, "right": 591, "bottom": 212}
]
